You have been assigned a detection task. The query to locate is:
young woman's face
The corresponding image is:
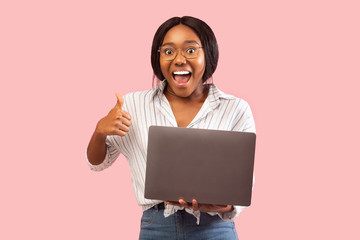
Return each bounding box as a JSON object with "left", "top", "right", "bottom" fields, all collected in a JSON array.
[{"left": 160, "top": 24, "right": 206, "bottom": 98}]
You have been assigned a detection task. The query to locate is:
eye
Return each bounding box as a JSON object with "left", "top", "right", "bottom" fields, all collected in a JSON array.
[
  {"left": 186, "top": 48, "right": 196, "bottom": 54},
  {"left": 164, "top": 48, "right": 174, "bottom": 55}
]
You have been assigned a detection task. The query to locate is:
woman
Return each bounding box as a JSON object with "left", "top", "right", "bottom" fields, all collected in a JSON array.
[{"left": 87, "top": 16, "right": 255, "bottom": 239}]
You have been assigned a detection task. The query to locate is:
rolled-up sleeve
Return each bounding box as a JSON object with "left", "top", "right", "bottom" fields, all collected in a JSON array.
[
  {"left": 217, "top": 205, "right": 247, "bottom": 221},
  {"left": 86, "top": 135, "right": 121, "bottom": 171}
]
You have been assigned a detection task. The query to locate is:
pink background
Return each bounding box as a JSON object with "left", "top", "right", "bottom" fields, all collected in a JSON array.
[{"left": 1, "top": 0, "right": 359, "bottom": 239}]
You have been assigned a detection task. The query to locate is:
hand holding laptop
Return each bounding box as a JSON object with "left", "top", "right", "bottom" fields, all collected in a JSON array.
[{"left": 166, "top": 198, "right": 233, "bottom": 213}]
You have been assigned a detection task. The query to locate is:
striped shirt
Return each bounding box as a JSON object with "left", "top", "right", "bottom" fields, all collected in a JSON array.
[{"left": 87, "top": 80, "right": 256, "bottom": 224}]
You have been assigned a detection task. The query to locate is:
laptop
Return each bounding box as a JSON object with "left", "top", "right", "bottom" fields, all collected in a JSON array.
[{"left": 144, "top": 126, "right": 256, "bottom": 206}]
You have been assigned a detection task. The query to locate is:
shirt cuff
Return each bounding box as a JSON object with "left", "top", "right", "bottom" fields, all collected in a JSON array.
[
  {"left": 217, "top": 205, "right": 247, "bottom": 221},
  {"left": 85, "top": 147, "right": 113, "bottom": 171}
]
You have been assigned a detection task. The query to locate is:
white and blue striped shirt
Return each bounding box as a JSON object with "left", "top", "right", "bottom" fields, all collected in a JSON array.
[{"left": 87, "top": 80, "right": 256, "bottom": 224}]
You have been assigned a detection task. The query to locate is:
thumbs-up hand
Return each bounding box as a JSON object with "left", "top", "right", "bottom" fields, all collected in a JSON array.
[{"left": 95, "top": 93, "right": 132, "bottom": 137}]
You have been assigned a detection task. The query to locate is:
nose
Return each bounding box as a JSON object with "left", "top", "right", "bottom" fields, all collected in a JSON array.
[{"left": 174, "top": 49, "right": 186, "bottom": 65}]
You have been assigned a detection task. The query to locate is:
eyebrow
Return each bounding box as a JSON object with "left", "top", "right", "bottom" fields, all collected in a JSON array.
[{"left": 161, "top": 40, "right": 201, "bottom": 47}]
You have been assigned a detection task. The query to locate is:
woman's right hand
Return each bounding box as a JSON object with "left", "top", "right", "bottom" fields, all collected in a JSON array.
[{"left": 95, "top": 93, "right": 132, "bottom": 137}]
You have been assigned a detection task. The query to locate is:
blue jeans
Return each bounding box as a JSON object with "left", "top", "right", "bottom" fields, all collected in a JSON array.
[{"left": 139, "top": 205, "right": 239, "bottom": 240}]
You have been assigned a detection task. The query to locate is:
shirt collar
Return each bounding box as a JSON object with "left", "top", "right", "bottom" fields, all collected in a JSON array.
[{"left": 153, "top": 80, "right": 167, "bottom": 96}]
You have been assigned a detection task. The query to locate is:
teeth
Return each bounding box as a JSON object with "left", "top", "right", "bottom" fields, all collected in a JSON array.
[{"left": 173, "top": 71, "right": 190, "bottom": 75}]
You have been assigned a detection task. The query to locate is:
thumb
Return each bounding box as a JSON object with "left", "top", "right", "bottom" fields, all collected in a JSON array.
[{"left": 115, "top": 93, "right": 124, "bottom": 109}]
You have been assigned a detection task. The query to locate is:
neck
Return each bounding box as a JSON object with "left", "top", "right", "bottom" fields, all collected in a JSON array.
[{"left": 164, "top": 82, "right": 209, "bottom": 103}]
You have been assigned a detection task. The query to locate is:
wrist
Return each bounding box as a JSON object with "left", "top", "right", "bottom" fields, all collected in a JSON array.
[
  {"left": 218, "top": 205, "right": 234, "bottom": 213},
  {"left": 93, "top": 129, "right": 107, "bottom": 142},
  {"left": 223, "top": 205, "right": 234, "bottom": 213},
  {"left": 225, "top": 205, "right": 234, "bottom": 213}
]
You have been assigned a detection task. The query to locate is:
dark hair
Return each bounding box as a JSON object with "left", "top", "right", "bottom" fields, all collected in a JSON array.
[{"left": 151, "top": 16, "right": 219, "bottom": 83}]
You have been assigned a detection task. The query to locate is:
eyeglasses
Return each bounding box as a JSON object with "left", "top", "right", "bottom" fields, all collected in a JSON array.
[{"left": 158, "top": 44, "right": 203, "bottom": 61}]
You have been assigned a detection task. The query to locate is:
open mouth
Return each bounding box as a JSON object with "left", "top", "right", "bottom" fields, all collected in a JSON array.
[{"left": 172, "top": 71, "right": 192, "bottom": 86}]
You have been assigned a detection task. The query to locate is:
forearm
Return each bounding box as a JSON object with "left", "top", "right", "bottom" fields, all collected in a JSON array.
[{"left": 87, "top": 131, "right": 107, "bottom": 165}]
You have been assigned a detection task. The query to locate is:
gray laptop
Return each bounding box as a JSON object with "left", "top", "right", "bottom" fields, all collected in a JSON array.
[{"left": 144, "top": 126, "right": 256, "bottom": 206}]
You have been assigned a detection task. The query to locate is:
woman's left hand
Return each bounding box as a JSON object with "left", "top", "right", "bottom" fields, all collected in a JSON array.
[{"left": 166, "top": 199, "right": 233, "bottom": 213}]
